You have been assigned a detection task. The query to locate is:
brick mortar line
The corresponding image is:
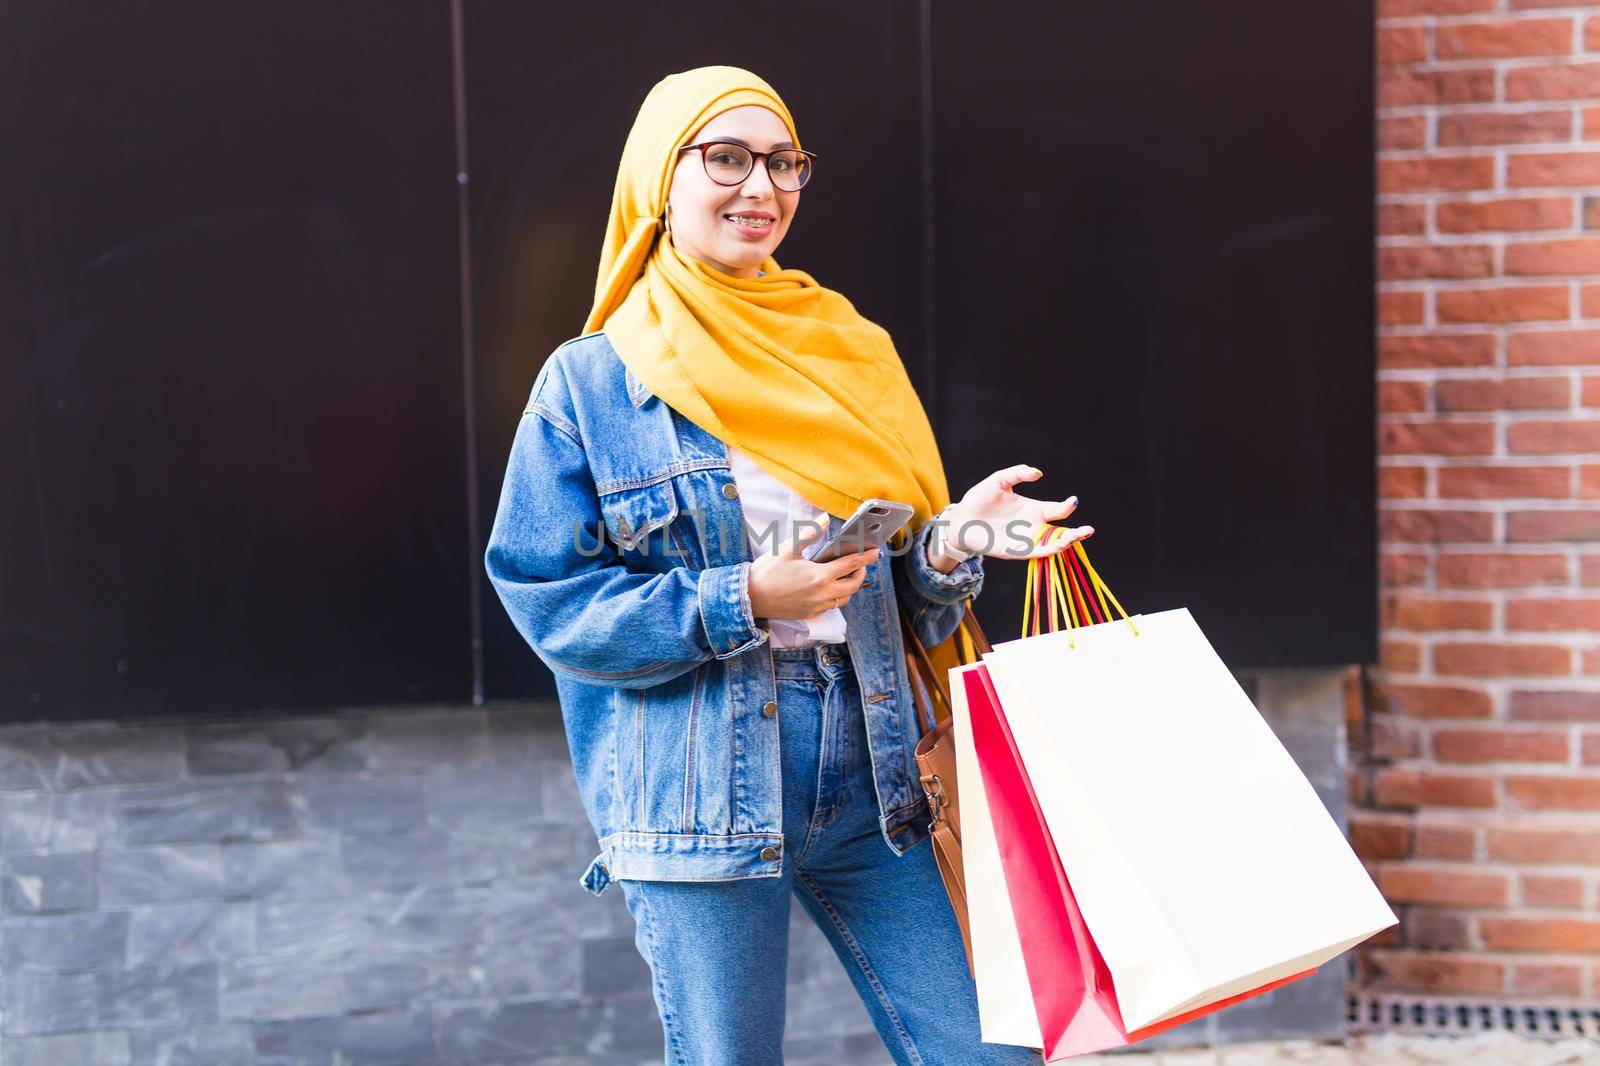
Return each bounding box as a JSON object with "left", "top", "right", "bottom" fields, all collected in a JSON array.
[
  {"left": 1379, "top": 13, "right": 1589, "bottom": 28},
  {"left": 1378, "top": 233, "right": 1593, "bottom": 243}
]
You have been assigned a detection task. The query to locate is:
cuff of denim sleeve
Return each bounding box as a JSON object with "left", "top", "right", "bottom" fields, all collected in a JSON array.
[
  {"left": 908, "top": 515, "right": 985, "bottom": 605},
  {"left": 698, "top": 561, "right": 769, "bottom": 659},
  {"left": 928, "top": 502, "right": 976, "bottom": 564}
]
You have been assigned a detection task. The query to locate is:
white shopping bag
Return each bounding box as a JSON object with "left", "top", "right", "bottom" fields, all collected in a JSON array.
[
  {"left": 949, "top": 660, "right": 1042, "bottom": 1048},
  {"left": 980, "top": 607, "right": 1398, "bottom": 1034}
]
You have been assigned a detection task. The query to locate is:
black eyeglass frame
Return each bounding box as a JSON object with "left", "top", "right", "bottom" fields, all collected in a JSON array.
[{"left": 676, "top": 141, "right": 819, "bottom": 190}]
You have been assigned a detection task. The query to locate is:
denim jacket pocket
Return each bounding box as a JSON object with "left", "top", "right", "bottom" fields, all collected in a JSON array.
[{"left": 599, "top": 480, "right": 684, "bottom": 565}]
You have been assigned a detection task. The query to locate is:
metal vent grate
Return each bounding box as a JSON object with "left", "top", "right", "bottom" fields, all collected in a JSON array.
[{"left": 1349, "top": 990, "right": 1600, "bottom": 1041}]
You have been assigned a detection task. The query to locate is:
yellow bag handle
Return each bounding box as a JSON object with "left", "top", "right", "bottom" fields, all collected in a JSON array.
[{"left": 1020, "top": 526, "right": 1139, "bottom": 645}]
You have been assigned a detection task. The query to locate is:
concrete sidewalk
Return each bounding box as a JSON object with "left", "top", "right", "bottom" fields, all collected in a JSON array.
[{"left": 1065, "top": 1032, "right": 1600, "bottom": 1064}]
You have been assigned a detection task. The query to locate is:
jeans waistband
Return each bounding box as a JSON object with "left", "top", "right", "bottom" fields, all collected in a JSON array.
[{"left": 770, "top": 641, "right": 851, "bottom": 678}]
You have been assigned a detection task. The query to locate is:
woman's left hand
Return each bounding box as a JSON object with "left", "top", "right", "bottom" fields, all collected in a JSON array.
[{"left": 946, "top": 464, "right": 1092, "bottom": 560}]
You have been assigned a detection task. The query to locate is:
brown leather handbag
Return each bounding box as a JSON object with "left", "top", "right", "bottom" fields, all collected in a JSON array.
[{"left": 901, "top": 602, "right": 992, "bottom": 977}]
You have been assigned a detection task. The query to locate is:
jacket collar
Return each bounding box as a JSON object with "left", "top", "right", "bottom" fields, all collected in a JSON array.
[{"left": 625, "top": 363, "right": 653, "bottom": 408}]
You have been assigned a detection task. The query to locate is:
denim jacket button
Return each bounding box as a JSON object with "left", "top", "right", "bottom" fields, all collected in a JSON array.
[
  {"left": 762, "top": 701, "right": 778, "bottom": 718},
  {"left": 760, "top": 846, "right": 778, "bottom": 862},
  {"left": 722, "top": 482, "right": 739, "bottom": 498}
]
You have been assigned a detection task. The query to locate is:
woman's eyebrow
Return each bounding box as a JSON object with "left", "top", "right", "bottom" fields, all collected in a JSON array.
[{"left": 715, "top": 136, "right": 796, "bottom": 151}]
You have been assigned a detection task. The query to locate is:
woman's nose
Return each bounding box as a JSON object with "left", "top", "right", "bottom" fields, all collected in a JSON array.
[{"left": 739, "top": 164, "right": 776, "bottom": 198}]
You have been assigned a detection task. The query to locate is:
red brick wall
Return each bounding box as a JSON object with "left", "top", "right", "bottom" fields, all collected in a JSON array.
[{"left": 1364, "top": 0, "right": 1600, "bottom": 1002}]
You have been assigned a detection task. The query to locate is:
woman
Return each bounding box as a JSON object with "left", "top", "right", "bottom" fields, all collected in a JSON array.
[{"left": 484, "top": 65, "right": 1090, "bottom": 1065}]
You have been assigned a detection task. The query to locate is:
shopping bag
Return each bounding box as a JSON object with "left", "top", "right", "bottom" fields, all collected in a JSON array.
[
  {"left": 966, "top": 659, "right": 1321, "bottom": 1058},
  {"left": 949, "top": 658, "right": 1043, "bottom": 1048},
  {"left": 974, "top": 532, "right": 1397, "bottom": 1047}
]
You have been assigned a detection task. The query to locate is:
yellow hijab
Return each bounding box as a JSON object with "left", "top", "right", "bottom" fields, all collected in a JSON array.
[{"left": 584, "top": 65, "right": 950, "bottom": 536}]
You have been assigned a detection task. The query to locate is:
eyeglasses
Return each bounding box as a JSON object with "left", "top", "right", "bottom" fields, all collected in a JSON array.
[{"left": 677, "top": 141, "right": 818, "bottom": 192}]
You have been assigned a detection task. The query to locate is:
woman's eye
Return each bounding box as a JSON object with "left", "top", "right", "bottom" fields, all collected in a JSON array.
[
  {"left": 709, "top": 153, "right": 742, "bottom": 167},
  {"left": 770, "top": 158, "right": 793, "bottom": 172}
]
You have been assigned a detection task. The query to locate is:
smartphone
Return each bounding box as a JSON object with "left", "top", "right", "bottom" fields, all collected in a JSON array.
[{"left": 802, "top": 498, "right": 915, "bottom": 564}]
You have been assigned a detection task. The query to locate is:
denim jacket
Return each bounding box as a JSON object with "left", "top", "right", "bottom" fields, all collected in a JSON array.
[{"left": 484, "top": 330, "right": 986, "bottom": 896}]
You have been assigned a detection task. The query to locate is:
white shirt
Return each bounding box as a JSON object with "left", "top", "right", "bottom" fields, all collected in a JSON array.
[{"left": 728, "top": 445, "right": 848, "bottom": 648}]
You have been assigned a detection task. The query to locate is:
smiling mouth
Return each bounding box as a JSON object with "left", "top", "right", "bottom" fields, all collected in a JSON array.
[{"left": 724, "top": 213, "right": 774, "bottom": 229}]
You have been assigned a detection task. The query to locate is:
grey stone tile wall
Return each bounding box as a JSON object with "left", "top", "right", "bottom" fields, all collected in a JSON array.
[{"left": 0, "top": 666, "right": 1349, "bottom": 1064}]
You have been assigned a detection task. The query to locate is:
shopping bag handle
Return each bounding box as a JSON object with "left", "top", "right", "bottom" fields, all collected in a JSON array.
[{"left": 1021, "top": 526, "right": 1139, "bottom": 645}]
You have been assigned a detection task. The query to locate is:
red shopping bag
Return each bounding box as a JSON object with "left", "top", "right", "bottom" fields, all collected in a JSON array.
[{"left": 963, "top": 532, "right": 1316, "bottom": 1060}]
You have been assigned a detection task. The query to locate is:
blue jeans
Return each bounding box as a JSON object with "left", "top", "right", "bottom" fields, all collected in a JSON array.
[{"left": 617, "top": 642, "right": 1042, "bottom": 1065}]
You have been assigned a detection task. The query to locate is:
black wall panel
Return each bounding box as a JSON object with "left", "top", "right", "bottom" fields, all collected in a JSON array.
[
  {"left": 2, "top": 1, "right": 1374, "bottom": 721},
  {"left": 2, "top": 3, "right": 467, "bottom": 720},
  {"left": 929, "top": 5, "right": 1377, "bottom": 668}
]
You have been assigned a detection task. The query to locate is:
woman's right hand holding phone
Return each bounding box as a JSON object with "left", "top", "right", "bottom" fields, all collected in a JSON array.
[{"left": 748, "top": 523, "right": 879, "bottom": 622}]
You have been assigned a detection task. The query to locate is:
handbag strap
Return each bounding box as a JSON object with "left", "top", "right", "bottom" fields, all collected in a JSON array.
[
  {"left": 901, "top": 614, "right": 939, "bottom": 736},
  {"left": 900, "top": 601, "right": 991, "bottom": 734},
  {"left": 903, "top": 644, "right": 938, "bottom": 736}
]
